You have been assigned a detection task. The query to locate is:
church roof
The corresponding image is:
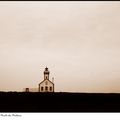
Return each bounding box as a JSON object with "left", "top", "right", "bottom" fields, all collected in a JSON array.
[{"left": 39, "top": 79, "right": 54, "bottom": 85}]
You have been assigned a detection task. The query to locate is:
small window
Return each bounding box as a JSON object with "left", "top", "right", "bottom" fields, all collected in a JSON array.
[
  {"left": 45, "top": 86, "right": 48, "bottom": 91},
  {"left": 46, "top": 76, "right": 47, "bottom": 79},
  {"left": 41, "top": 87, "right": 43, "bottom": 91},
  {"left": 50, "top": 86, "right": 52, "bottom": 91}
]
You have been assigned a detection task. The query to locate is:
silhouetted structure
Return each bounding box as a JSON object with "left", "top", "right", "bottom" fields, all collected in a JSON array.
[
  {"left": 38, "top": 67, "right": 54, "bottom": 92},
  {"left": 25, "top": 88, "right": 29, "bottom": 92}
]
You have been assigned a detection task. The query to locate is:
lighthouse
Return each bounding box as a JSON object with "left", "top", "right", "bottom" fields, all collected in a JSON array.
[{"left": 38, "top": 67, "right": 54, "bottom": 92}]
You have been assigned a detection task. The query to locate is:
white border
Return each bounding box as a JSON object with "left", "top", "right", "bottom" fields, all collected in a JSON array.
[{"left": 0, "top": 113, "right": 120, "bottom": 120}]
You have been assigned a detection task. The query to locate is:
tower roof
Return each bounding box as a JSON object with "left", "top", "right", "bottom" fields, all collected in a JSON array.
[
  {"left": 45, "top": 67, "right": 48, "bottom": 71},
  {"left": 44, "top": 67, "right": 49, "bottom": 74}
]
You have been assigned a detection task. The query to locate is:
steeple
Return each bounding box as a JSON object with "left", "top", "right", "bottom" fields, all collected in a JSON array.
[{"left": 44, "top": 67, "right": 50, "bottom": 80}]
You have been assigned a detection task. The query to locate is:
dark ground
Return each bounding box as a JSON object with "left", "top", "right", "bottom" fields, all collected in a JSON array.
[{"left": 0, "top": 92, "right": 120, "bottom": 112}]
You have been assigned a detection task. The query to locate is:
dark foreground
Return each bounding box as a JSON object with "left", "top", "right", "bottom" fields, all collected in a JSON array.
[{"left": 0, "top": 92, "right": 120, "bottom": 112}]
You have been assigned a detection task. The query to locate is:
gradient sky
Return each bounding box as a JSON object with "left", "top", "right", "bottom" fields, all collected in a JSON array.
[{"left": 0, "top": 1, "right": 120, "bottom": 92}]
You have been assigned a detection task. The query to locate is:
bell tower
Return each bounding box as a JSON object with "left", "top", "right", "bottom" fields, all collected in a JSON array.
[{"left": 44, "top": 67, "right": 49, "bottom": 80}]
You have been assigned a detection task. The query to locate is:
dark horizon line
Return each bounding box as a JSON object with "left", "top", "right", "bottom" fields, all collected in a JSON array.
[{"left": 0, "top": 91, "right": 120, "bottom": 94}]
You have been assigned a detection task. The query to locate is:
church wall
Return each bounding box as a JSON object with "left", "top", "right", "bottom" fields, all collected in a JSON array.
[{"left": 39, "top": 80, "right": 54, "bottom": 92}]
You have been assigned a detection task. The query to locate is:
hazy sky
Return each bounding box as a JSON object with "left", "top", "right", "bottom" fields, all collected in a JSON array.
[{"left": 0, "top": 1, "right": 120, "bottom": 92}]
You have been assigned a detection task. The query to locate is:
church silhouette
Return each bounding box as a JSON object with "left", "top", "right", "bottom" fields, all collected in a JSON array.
[{"left": 25, "top": 67, "right": 54, "bottom": 92}]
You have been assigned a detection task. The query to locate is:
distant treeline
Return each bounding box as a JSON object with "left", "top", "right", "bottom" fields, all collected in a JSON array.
[{"left": 0, "top": 92, "right": 120, "bottom": 112}]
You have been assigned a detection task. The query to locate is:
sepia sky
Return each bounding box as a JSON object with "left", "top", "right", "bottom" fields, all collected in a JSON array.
[{"left": 0, "top": 1, "right": 120, "bottom": 92}]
